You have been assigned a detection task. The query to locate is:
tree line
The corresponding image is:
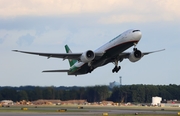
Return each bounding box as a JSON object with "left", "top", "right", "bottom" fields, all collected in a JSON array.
[{"left": 0, "top": 84, "right": 179, "bottom": 103}]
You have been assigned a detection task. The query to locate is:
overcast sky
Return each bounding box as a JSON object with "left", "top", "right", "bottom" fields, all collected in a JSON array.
[{"left": 0, "top": 0, "right": 180, "bottom": 87}]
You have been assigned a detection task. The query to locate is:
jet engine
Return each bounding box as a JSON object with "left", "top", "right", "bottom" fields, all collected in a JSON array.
[
  {"left": 129, "top": 49, "right": 143, "bottom": 62},
  {"left": 80, "top": 50, "right": 95, "bottom": 62}
]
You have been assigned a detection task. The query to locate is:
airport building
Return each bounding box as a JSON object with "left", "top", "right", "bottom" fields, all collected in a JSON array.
[
  {"left": 1, "top": 100, "right": 13, "bottom": 106},
  {"left": 151, "top": 97, "right": 180, "bottom": 107},
  {"left": 161, "top": 99, "right": 180, "bottom": 107},
  {"left": 109, "top": 81, "right": 120, "bottom": 89},
  {"left": 151, "top": 96, "right": 162, "bottom": 106}
]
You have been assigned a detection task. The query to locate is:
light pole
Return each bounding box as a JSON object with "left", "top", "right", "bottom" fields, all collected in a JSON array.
[{"left": 119, "top": 76, "right": 122, "bottom": 87}]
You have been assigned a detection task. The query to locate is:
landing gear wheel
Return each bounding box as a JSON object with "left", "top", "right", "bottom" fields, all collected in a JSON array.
[
  {"left": 112, "top": 67, "right": 116, "bottom": 73},
  {"left": 112, "top": 66, "right": 121, "bottom": 73},
  {"left": 117, "top": 66, "right": 121, "bottom": 72},
  {"left": 112, "top": 68, "right": 115, "bottom": 73},
  {"left": 115, "top": 66, "right": 121, "bottom": 73}
]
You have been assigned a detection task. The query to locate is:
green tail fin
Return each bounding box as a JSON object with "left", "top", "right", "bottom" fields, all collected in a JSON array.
[{"left": 65, "top": 45, "right": 77, "bottom": 67}]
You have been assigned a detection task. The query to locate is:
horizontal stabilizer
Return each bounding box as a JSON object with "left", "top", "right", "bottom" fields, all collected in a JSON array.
[{"left": 42, "top": 69, "right": 69, "bottom": 72}]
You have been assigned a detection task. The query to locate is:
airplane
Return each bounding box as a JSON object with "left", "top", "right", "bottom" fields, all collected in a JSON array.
[{"left": 13, "top": 29, "right": 164, "bottom": 76}]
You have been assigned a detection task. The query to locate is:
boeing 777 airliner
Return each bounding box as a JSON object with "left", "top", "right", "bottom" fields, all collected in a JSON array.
[{"left": 13, "top": 29, "right": 164, "bottom": 76}]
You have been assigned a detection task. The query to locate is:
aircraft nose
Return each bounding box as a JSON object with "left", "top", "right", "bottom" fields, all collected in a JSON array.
[
  {"left": 137, "top": 31, "right": 142, "bottom": 40},
  {"left": 133, "top": 30, "right": 142, "bottom": 41}
]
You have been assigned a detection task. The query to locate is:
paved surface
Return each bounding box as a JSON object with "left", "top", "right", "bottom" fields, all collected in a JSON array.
[{"left": 0, "top": 106, "right": 178, "bottom": 116}]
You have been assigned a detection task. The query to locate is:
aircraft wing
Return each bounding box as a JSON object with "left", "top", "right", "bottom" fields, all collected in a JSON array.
[
  {"left": 142, "top": 49, "right": 165, "bottom": 55},
  {"left": 12, "top": 50, "right": 104, "bottom": 60},
  {"left": 118, "top": 49, "right": 165, "bottom": 59}
]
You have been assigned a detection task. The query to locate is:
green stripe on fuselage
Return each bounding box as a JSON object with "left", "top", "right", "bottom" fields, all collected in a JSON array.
[
  {"left": 68, "top": 66, "right": 81, "bottom": 75},
  {"left": 68, "top": 64, "right": 89, "bottom": 75}
]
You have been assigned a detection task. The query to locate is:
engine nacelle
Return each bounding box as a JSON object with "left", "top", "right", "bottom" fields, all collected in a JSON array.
[
  {"left": 80, "top": 50, "right": 95, "bottom": 62},
  {"left": 129, "top": 50, "right": 143, "bottom": 62}
]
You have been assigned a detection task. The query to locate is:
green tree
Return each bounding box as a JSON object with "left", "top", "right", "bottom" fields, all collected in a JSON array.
[
  {"left": 1, "top": 88, "right": 17, "bottom": 101},
  {"left": 86, "top": 87, "right": 95, "bottom": 102},
  {"left": 69, "top": 89, "right": 78, "bottom": 100},
  {"left": 17, "top": 90, "right": 28, "bottom": 101},
  {"left": 110, "top": 87, "right": 121, "bottom": 102},
  {"left": 34, "top": 87, "right": 43, "bottom": 100},
  {"left": 78, "top": 87, "right": 86, "bottom": 99},
  {"left": 43, "top": 87, "right": 55, "bottom": 99},
  {"left": 145, "top": 85, "right": 159, "bottom": 103}
]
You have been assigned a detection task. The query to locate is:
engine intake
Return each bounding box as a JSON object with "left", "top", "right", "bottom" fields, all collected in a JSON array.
[
  {"left": 129, "top": 49, "right": 143, "bottom": 62},
  {"left": 80, "top": 50, "right": 95, "bottom": 62}
]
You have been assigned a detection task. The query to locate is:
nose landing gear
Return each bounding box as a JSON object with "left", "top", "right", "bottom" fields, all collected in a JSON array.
[{"left": 133, "top": 42, "right": 138, "bottom": 51}]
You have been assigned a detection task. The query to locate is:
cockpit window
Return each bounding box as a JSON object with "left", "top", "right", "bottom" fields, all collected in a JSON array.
[{"left": 132, "top": 30, "right": 140, "bottom": 32}]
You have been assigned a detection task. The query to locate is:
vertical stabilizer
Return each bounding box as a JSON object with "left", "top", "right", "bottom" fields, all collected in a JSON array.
[{"left": 65, "top": 45, "right": 77, "bottom": 67}]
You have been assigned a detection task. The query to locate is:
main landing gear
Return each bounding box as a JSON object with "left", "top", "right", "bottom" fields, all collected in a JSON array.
[
  {"left": 112, "top": 60, "right": 121, "bottom": 73},
  {"left": 112, "top": 66, "right": 121, "bottom": 73},
  {"left": 112, "top": 43, "right": 139, "bottom": 73}
]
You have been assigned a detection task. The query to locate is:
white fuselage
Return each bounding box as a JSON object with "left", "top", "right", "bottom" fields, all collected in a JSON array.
[{"left": 70, "top": 29, "right": 142, "bottom": 73}]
